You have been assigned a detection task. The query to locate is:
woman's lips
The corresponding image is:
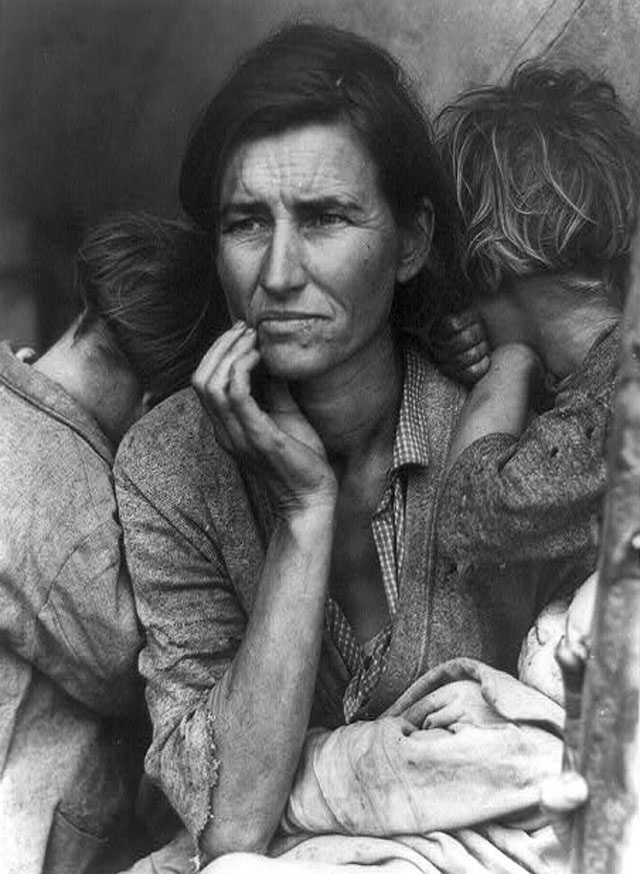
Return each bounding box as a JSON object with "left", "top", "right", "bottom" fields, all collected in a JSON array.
[{"left": 257, "top": 314, "right": 327, "bottom": 334}]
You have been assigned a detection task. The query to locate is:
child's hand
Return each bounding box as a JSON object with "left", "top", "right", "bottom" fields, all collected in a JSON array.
[
  {"left": 421, "top": 680, "right": 501, "bottom": 730},
  {"left": 430, "top": 308, "right": 490, "bottom": 385}
]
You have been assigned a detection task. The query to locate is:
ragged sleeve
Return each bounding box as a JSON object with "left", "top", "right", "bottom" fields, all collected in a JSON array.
[
  {"left": 115, "top": 423, "right": 249, "bottom": 838},
  {"left": 437, "top": 330, "right": 618, "bottom": 566}
]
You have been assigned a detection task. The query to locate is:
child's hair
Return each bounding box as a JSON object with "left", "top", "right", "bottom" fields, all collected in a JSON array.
[
  {"left": 437, "top": 63, "right": 640, "bottom": 296},
  {"left": 74, "top": 213, "right": 228, "bottom": 400}
]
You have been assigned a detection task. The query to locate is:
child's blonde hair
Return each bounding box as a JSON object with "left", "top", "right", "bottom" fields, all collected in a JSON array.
[{"left": 438, "top": 64, "right": 640, "bottom": 298}]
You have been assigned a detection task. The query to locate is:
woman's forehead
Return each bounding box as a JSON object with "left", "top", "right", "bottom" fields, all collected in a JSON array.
[{"left": 218, "top": 122, "right": 381, "bottom": 207}]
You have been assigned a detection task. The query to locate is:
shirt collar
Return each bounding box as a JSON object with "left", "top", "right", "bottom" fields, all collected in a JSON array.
[
  {"left": 0, "top": 341, "right": 115, "bottom": 464},
  {"left": 390, "top": 343, "right": 432, "bottom": 472}
]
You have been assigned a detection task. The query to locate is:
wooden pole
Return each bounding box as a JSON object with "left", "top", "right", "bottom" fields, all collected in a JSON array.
[{"left": 571, "top": 234, "right": 640, "bottom": 873}]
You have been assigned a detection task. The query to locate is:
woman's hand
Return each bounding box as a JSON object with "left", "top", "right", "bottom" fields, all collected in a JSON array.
[{"left": 192, "top": 321, "right": 337, "bottom": 514}]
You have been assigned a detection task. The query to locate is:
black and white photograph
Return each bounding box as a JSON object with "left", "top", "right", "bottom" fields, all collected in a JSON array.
[{"left": 1, "top": 2, "right": 639, "bottom": 872}]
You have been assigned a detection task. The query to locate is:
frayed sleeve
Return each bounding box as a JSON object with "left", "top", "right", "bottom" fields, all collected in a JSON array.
[
  {"left": 437, "top": 330, "right": 617, "bottom": 566},
  {"left": 115, "top": 450, "right": 247, "bottom": 837},
  {"left": 438, "top": 396, "right": 609, "bottom": 565}
]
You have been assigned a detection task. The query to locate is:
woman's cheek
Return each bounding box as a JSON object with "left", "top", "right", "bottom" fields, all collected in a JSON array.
[{"left": 217, "top": 252, "right": 255, "bottom": 320}]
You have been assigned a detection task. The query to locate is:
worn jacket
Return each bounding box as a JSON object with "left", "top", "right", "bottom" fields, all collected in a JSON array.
[
  {"left": 0, "top": 343, "right": 143, "bottom": 874},
  {"left": 114, "top": 342, "right": 590, "bottom": 840}
]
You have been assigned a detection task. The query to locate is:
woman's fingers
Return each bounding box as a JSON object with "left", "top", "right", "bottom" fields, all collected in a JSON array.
[
  {"left": 192, "top": 322, "right": 261, "bottom": 453},
  {"left": 194, "top": 324, "right": 256, "bottom": 395},
  {"left": 193, "top": 319, "right": 248, "bottom": 384},
  {"left": 193, "top": 327, "right": 256, "bottom": 410},
  {"left": 226, "top": 351, "right": 280, "bottom": 448},
  {"left": 227, "top": 349, "right": 262, "bottom": 409},
  {"left": 192, "top": 321, "right": 335, "bottom": 507}
]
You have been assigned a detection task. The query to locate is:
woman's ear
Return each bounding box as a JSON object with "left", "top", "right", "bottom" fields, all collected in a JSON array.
[{"left": 396, "top": 197, "right": 434, "bottom": 283}]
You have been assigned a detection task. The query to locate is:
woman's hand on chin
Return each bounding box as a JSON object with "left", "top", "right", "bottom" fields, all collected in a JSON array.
[{"left": 193, "top": 321, "right": 337, "bottom": 516}]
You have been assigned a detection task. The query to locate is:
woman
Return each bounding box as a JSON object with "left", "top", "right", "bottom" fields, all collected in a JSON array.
[{"left": 115, "top": 25, "right": 572, "bottom": 870}]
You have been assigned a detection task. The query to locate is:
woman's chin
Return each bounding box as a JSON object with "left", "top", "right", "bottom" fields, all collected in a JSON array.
[{"left": 259, "top": 345, "right": 329, "bottom": 382}]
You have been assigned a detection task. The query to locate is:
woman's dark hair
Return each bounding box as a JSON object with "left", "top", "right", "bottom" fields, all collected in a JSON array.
[
  {"left": 179, "top": 22, "right": 467, "bottom": 329},
  {"left": 74, "top": 212, "right": 227, "bottom": 400},
  {"left": 438, "top": 63, "right": 640, "bottom": 296}
]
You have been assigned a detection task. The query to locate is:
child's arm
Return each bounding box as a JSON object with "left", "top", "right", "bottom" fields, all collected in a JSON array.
[
  {"left": 446, "top": 342, "right": 542, "bottom": 471},
  {"left": 438, "top": 294, "right": 617, "bottom": 568}
]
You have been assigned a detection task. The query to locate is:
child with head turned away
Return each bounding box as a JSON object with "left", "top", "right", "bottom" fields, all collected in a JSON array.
[
  {"left": 427, "top": 63, "right": 640, "bottom": 721},
  {"left": 0, "top": 213, "right": 224, "bottom": 874}
]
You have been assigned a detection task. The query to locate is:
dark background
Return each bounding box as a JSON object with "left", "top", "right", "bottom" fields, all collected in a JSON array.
[{"left": 1, "top": 0, "right": 638, "bottom": 348}]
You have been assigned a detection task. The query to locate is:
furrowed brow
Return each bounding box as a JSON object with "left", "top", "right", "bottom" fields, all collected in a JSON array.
[
  {"left": 219, "top": 201, "right": 267, "bottom": 220},
  {"left": 295, "top": 195, "right": 361, "bottom": 213}
]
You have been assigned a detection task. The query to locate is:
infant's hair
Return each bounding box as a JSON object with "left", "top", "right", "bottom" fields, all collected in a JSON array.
[
  {"left": 438, "top": 63, "right": 640, "bottom": 294},
  {"left": 74, "top": 212, "right": 227, "bottom": 400}
]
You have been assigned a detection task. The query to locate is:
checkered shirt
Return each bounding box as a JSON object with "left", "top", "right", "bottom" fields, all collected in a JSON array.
[{"left": 325, "top": 348, "right": 432, "bottom": 723}]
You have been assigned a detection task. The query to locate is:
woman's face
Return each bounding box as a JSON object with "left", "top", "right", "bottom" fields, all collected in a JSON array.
[{"left": 216, "top": 122, "right": 423, "bottom": 381}]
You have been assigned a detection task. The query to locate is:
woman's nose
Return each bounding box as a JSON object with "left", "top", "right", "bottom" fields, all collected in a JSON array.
[{"left": 260, "top": 221, "right": 305, "bottom": 296}]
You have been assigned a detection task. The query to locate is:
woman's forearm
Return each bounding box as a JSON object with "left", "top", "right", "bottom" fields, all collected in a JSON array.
[{"left": 200, "top": 501, "right": 335, "bottom": 860}]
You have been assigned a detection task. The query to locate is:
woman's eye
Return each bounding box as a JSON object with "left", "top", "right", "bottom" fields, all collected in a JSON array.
[
  {"left": 223, "top": 216, "right": 268, "bottom": 235},
  {"left": 306, "top": 212, "right": 347, "bottom": 229}
]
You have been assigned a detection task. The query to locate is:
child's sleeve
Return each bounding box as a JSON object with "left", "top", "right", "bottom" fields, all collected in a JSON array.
[{"left": 437, "top": 329, "right": 618, "bottom": 566}]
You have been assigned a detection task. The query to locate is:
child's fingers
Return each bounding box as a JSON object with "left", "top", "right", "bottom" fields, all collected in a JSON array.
[
  {"left": 453, "top": 341, "right": 490, "bottom": 367},
  {"left": 437, "top": 308, "right": 482, "bottom": 338},
  {"left": 439, "top": 325, "right": 487, "bottom": 355},
  {"left": 456, "top": 357, "right": 491, "bottom": 386}
]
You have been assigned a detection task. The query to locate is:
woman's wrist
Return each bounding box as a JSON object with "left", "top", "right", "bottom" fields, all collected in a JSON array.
[{"left": 273, "top": 478, "right": 337, "bottom": 537}]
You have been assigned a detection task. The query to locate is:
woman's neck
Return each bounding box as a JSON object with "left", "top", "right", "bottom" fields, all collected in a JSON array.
[{"left": 290, "top": 331, "right": 403, "bottom": 470}]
